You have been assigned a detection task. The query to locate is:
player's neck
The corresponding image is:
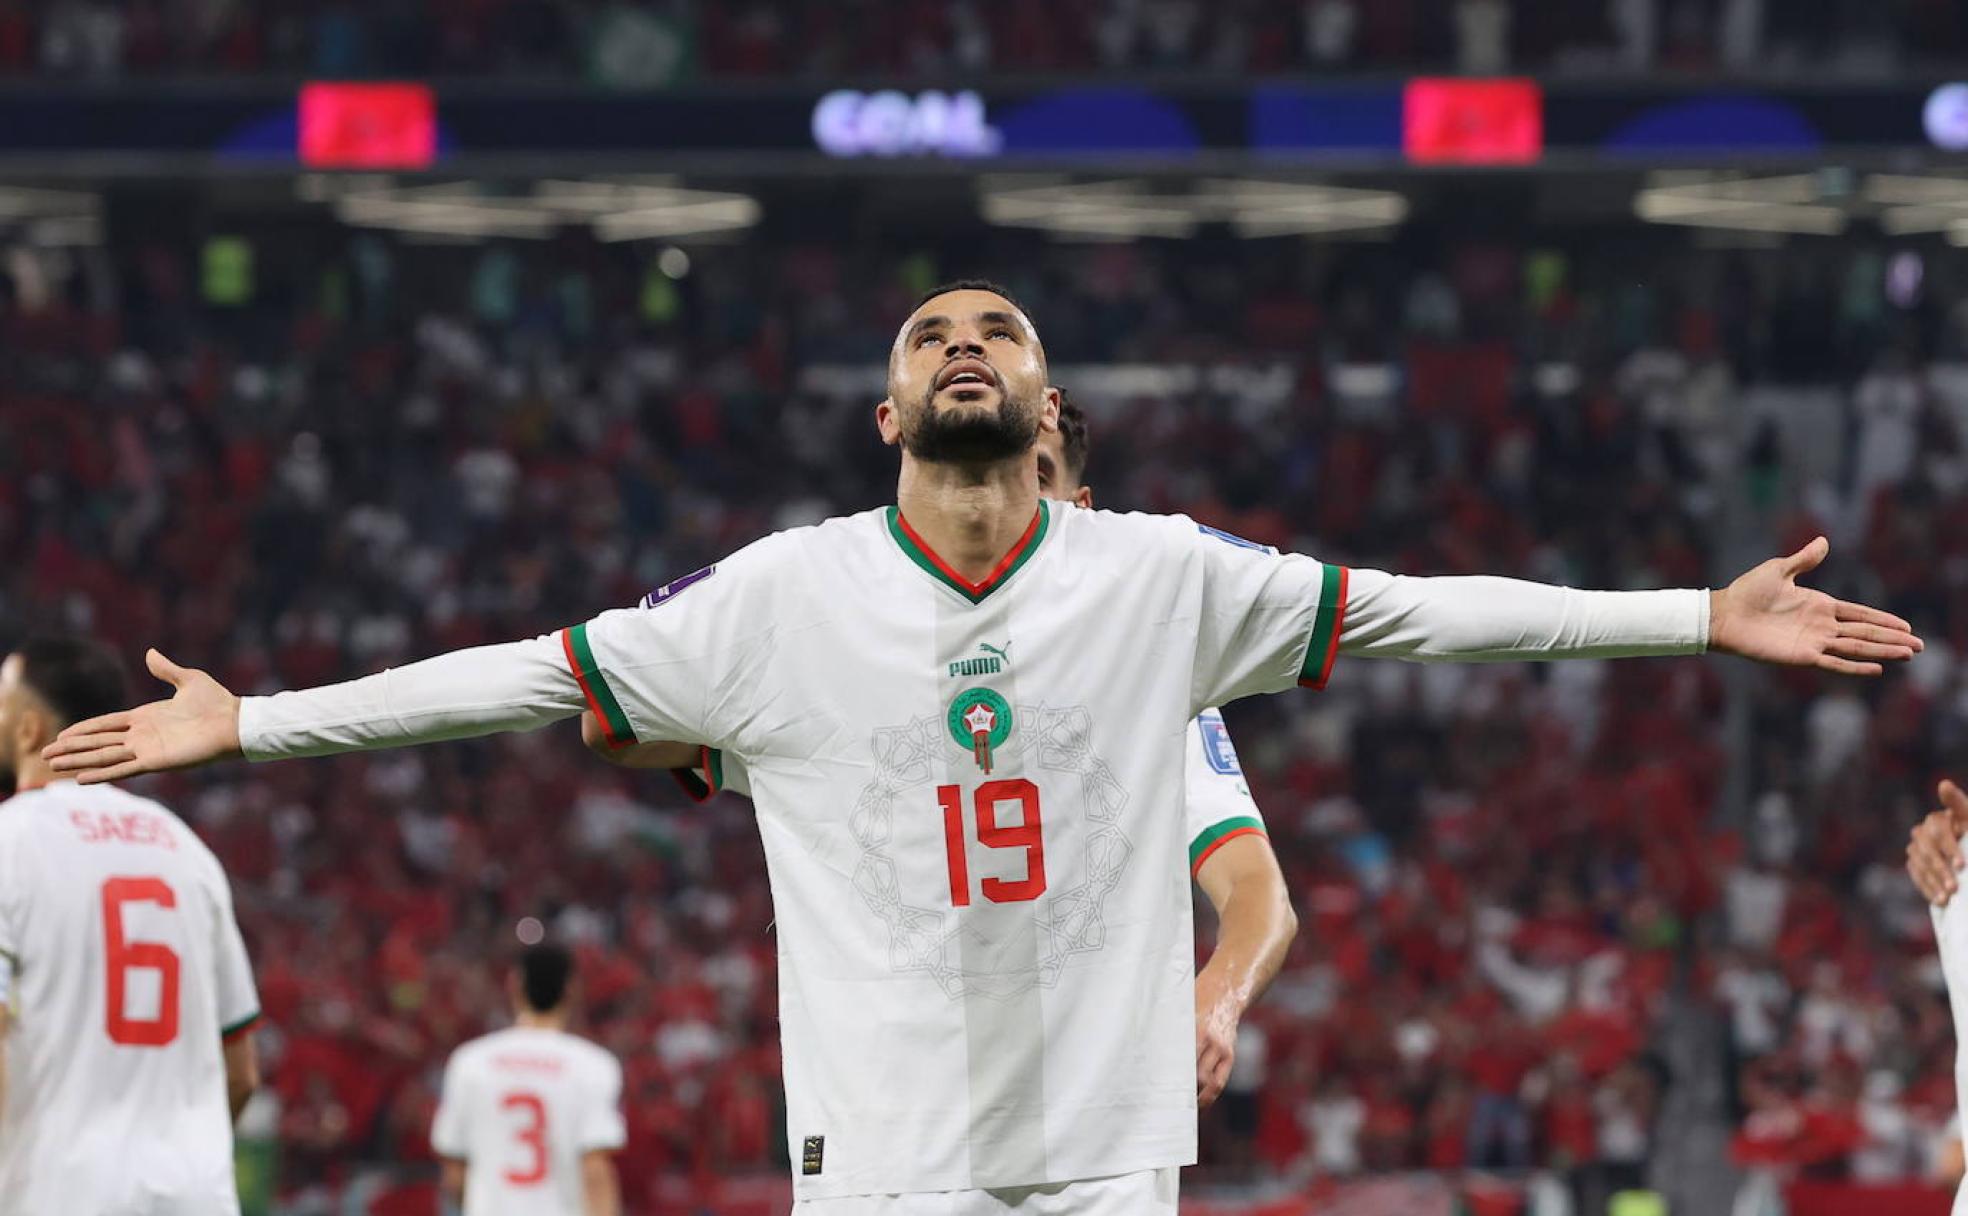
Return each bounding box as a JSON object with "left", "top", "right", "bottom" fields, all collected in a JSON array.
[
  {"left": 514, "top": 1010, "right": 567, "bottom": 1032},
  {"left": 8, "top": 755, "right": 58, "bottom": 793},
  {"left": 895, "top": 456, "right": 1042, "bottom": 583}
]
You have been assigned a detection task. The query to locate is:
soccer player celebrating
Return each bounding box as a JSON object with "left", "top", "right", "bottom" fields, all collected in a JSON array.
[
  {"left": 581, "top": 394, "right": 1299, "bottom": 1114},
  {"left": 432, "top": 941, "right": 625, "bottom": 1216},
  {"left": 45, "top": 282, "right": 1920, "bottom": 1213},
  {"left": 0, "top": 636, "right": 260, "bottom": 1215}
]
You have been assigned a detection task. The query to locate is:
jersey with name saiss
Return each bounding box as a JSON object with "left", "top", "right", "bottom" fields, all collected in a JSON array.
[
  {"left": 565, "top": 503, "right": 1343, "bottom": 1198},
  {"left": 0, "top": 782, "right": 259, "bottom": 1216}
]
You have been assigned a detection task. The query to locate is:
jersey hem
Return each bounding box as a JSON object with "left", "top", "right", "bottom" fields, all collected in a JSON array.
[
  {"left": 1297, "top": 565, "right": 1350, "bottom": 691},
  {"left": 787, "top": 1141, "right": 1197, "bottom": 1201}
]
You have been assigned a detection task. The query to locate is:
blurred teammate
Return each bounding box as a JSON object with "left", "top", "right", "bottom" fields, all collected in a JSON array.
[
  {"left": 46, "top": 282, "right": 1920, "bottom": 1213},
  {"left": 0, "top": 635, "right": 260, "bottom": 1215},
  {"left": 1904, "top": 780, "right": 1968, "bottom": 1212},
  {"left": 432, "top": 942, "right": 623, "bottom": 1216},
  {"left": 582, "top": 395, "right": 1300, "bottom": 1111}
]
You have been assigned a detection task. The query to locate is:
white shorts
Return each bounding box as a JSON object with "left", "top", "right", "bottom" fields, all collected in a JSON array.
[{"left": 791, "top": 1168, "right": 1179, "bottom": 1215}]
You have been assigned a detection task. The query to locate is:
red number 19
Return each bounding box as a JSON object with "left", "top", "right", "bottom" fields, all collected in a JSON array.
[{"left": 937, "top": 779, "right": 1046, "bottom": 907}]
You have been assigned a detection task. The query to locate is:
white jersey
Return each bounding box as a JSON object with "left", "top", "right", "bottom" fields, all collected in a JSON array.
[
  {"left": 0, "top": 781, "right": 259, "bottom": 1216},
  {"left": 1934, "top": 900, "right": 1968, "bottom": 1216},
  {"left": 431, "top": 1026, "right": 626, "bottom": 1216},
  {"left": 676, "top": 707, "right": 1268, "bottom": 880},
  {"left": 567, "top": 503, "right": 1333, "bottom": 1197},
  {"left": 240, "top": 499, "right": 1705, "bottom": 1198}
]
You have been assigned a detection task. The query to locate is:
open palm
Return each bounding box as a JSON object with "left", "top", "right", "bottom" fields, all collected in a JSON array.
[
  {"left": 1709, "top": 538, "right": 1921, "bottom": 674},
  {"left": 42, "top": 649, "right": 242, "bottom": 783}
]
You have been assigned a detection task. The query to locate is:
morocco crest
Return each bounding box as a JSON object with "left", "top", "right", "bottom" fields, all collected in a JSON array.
[{"left": 946, "top": 688, "right": 1013, "bottom": 774}]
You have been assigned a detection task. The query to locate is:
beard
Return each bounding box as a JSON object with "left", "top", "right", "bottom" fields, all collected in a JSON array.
[{"left": 899, "top": 376, "right": 1042, "bottom": 466}]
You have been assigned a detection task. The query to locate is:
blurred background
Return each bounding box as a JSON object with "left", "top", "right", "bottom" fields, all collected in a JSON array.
[{"left": 6, "top": 3, "right": 1968, "bottom": 1214}]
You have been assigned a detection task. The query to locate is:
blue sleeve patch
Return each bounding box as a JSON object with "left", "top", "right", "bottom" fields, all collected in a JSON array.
[
  {"left": 640, "top": 565, "right": 716, "bottom": 609},
  {"left": 1198, "top": 712, "right": 1242, "bottom": 776},
  {"left": 1197, "top": 523, "right": 1277, "bottom": 555}
]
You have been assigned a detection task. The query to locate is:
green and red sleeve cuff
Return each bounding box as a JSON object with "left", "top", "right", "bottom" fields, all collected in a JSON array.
[
  {"left": 562, "top": 624, "right": 638, "bottom": 748},
  {"left": 669, "top": 747, "right": 726, "bottom": 804},
  {"left": 1298, "top": 565, "right": 1350, "bottom": 691},
  {"left": 1189, "top": 816, "right": 1267, "bottom": 875}
]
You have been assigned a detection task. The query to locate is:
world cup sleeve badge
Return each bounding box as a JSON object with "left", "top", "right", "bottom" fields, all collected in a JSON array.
[{"left": 947, "top": 688, "right": 1013, "bottom": 774}]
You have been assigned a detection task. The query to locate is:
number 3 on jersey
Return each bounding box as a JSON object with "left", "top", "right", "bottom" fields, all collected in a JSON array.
[
  {"left": 101, "top": 876, "right": 181, "bottom": 1047},
  {"left": 937, "top": 779, "right": 1046, "bottom": 907},
  {"left": 502, "top": 1092, "right": 550, "bottom": 1185}
]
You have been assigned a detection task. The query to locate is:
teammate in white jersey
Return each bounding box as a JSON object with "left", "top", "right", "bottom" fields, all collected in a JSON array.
[
  {"left": 45, "top": 282, "right": 1921, "bottom": 1213},
  {"left": 0, "top": 636, "right": 260, "bottom": 1216},
  {"left": 432, "top": 942, "right": 625, "bottom": 1216},
  {"left": 1901, "top": 779, "right": 1968, "bottom": 1215},
  {"left": 581, "top": 393, "right": 1299, "bottom": 1114}
]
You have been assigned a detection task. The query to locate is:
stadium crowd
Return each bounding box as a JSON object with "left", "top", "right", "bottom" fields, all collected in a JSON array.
[
  {"left": 1, "top": 223, "right": 1964, "bottom": 1211},
  {"left": 1, "top": 0, "right": 1958, "bottom": 83}
]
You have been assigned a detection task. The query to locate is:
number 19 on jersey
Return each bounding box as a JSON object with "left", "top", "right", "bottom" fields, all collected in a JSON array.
[{"left": 936, "top": 779, "right": 1046, "bottom": 907}]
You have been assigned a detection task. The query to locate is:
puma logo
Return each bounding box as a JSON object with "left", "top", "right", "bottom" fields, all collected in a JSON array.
[{"left": 947, "top": 641, "right": 1013, "bottom": 678}]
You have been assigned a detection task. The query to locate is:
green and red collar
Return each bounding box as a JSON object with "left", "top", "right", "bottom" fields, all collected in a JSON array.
[{"left": 885, "top": 500, "right": 1052, "bottom": 604}]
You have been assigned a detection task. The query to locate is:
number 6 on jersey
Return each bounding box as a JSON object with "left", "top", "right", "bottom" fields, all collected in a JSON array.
[
  {"left": 936, "top": 779, "right": 1046, "bottom": 907},
  {"left": 101, "top": 876, "right": 180, "bottom": 1047}
]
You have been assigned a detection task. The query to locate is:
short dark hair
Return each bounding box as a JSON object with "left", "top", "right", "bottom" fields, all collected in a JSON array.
[
  {"left": 13, "top": 636, "right": 127, "bottom": 730},
  {"left": 1056, "top": 391, "right": 1090, "bottom": 481},
  {"left": 915, "top": 279, "right": 1033, "bottom": 326},
  {"left": 517, "top": 943, "right": 574, "bottom": 1013}
]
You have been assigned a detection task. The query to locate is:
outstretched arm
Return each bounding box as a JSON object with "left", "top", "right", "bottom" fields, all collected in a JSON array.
[
  {"left": 1340, "top": 538, "right": 1918, "bottom": 673},
  {"left": 44, "top": 636, "right": 588, "bottom": 783}
]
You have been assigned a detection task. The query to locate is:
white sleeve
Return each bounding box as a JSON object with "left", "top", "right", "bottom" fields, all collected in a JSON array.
[
  {"left": 1338, "top": 569, "right": 1709, "bottom": 662},
  {"left": 237, "top": 634, "right": 585, "bottom": 761},
  {"left": 208, "top": 858, "right": 260, "bottom": 1039},
  {"left": 1180, "top": 520, "right": 1346, "bottom": 708},
  {"left": 0, "top": 827, "right": 19, "bottom": 988},
  {"left": 1185, "top": 710, "right": 1266, "bottom": 876},
  {"left": 430, "top": 1053, "right": 470, "bottom": 1159},
  {"left": 574, "top": 539, "right": 782, "bottom": 750},
  {"left": 1935, "top": 901, "right": 1968, "bottom": 1151},
  {"left": 579, "top": 1055, "right": 628, "bottom": 1153}
]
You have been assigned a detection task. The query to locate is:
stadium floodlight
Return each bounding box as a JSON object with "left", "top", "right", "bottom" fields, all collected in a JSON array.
[
  {"left": 1864, "top": 174, "right": 1968, "bottom": 235},
  {"left": 1633, "top": 172, "right": 1846, "bottom": 236},
  {"left": 0, "top": 185, "right": 101, "bottom": 246},
  {"left": 306, "top": 176, "right": 762, "bottom": 242},
  {"left": 1195, "top": 179, "right": 1407, "bottom": 237},
  {"left": 978, "top": 177, "right": 1407, "bottom": 242},
  {"left": 980, "top": 178, "right": 1198, "bottom": 241},
  {"left": 24, "top": 215, "right": 102, "bottom": 247}
]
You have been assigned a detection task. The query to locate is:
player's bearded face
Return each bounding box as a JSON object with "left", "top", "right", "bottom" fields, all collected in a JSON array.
[
  {"left": 902, "top": 370, "right": 1042, "bottom": 464},
  {"left": 889, "top": 292, "right": 1049, "bottom": 465}
]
